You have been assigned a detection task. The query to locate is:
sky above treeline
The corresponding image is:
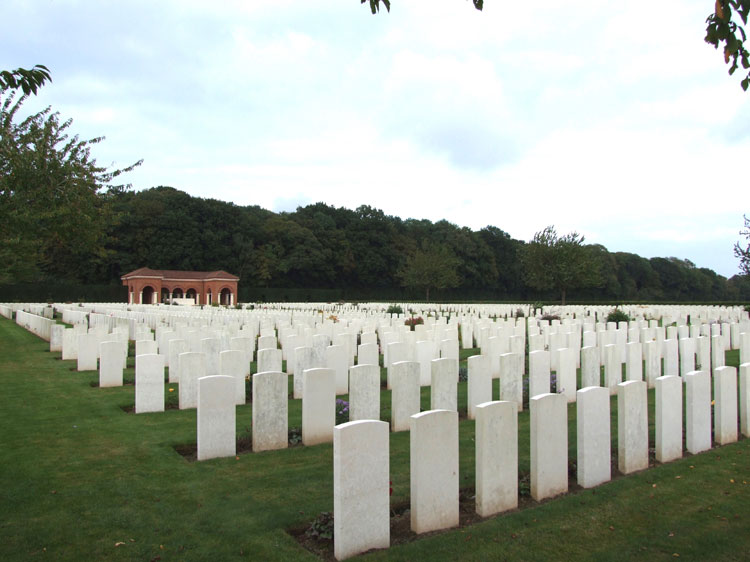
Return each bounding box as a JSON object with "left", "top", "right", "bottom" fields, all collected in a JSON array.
[{"left": 3, "top": 0, "right": 748, "bottom": 278}]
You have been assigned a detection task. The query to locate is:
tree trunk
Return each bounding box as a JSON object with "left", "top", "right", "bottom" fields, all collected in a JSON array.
[
  {"left": 426, "top": 286, "right": 430, "bottom": 301},
  {"left": 561, "top": 287, "right": 566, "bottom": 306}
]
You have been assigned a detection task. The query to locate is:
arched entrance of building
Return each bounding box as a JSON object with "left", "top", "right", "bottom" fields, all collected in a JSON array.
[
  {"left": 186, "top": 288, "right": 197, "bottom": 304},
  {"left": 141, "top": 285, "right": 155, "bottom": 305},
  {"left": 220, "top": 288, "right": 232, "bottom": 305},
  {"left": 161, "top": 288, "right": 170, "bottom": 303},
  {"left": 172, "top": 288, "right": 184, "bottom": 299},
  {"left": 206, "top": 289, "right": 212, "bottom": 305}
]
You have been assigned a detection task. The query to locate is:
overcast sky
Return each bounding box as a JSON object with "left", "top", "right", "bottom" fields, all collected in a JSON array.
[{"left": 3, "top": 0, "right": 748, "bottom": 278}]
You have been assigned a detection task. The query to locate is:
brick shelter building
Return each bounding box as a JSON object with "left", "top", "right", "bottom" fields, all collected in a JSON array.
[{"left": 121, "top": 268, "right": 240, "bottom": 305}]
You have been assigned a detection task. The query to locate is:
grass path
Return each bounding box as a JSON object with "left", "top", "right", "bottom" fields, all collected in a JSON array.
[{"left": 1, "top": 317, "right": 748, "bottom": 561}]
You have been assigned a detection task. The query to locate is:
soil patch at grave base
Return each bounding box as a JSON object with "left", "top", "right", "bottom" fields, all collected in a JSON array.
[
  {"left": 173, "top": 429, "right": 303, "bottom": 462},
  {"left": 289, "top": 455, "right": 664, "bottom": 560},
  {"left": 120, "top": 403, "right": 179, "bottom": 413}
]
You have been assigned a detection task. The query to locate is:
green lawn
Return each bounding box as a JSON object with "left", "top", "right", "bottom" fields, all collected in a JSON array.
[{"left": 1, "top": 317, "right": 748, "bottom": 561}]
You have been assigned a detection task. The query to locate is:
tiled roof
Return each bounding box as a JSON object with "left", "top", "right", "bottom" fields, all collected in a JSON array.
[{"left": 121, "top": 268, "right": 239, "bottom": 281}]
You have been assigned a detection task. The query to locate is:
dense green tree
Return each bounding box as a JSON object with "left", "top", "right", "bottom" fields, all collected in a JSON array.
[
  {"left": 397, "top": 241, "right": 460, "bottom": 300},
  {"left": 478, "top": 226, "right": 524, "bottom": 298},
  {"left": 0, "top": 89, "right": 141, "bottom": 284},
  {"left": 522, "top": 226, "right": 602, "bottom": 305}
]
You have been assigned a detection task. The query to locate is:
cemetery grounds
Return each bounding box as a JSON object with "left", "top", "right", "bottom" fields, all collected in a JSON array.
[{"left": 0, "top": 315, "right": 749, "bottom": 561}]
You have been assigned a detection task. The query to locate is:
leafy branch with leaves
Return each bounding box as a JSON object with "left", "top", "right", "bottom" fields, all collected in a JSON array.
[
  {"left": 705, "top": 1, "right": 749, "bottom": 89},
  {"left": 361, "top": 0, "right": 482, "bottom": 14},
  {"left": 734, "top": 214, "right": 750, "bottom": 275},
  {"left": 0, "top": 65, "right": 52, "bottom": 96}
]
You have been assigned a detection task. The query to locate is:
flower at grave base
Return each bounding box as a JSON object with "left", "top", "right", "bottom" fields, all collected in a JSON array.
[
  {"left": 389, "top": 480, "right": 393, "bottom": 496},
  {"left": 168, "top": 388, "right": 174, "bottom": 392}
]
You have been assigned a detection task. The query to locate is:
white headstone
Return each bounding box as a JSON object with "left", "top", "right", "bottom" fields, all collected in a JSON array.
[
  {"left": 555, "top": 347, "right": 576, "bottom": 402},
  {"left": 302, "top": 368, "right": 336, "bottom": 446},
  {"left": 644, "top": 340, "right": 660, "bottom": 388},
  {"left": 197, "top": 375, "right": 236, "bottom": 460},
  {"left": 390, "top": 361, "right": 420, "bottom": 432},
  {"left": 200, "top": 337, "right": 222, "bottom": 377},
  {"left": 135, "top": 353, "right": 165, "bottom": 414},
  {"left": 740, "top": 363, "right": 750, "bottom": 438},
  {"left": 714, "top": 366, "right": 738, "bottom": 445},
  {"left": 178, "top": 352, "right": 206, "bottom": 410},
  {"left": 257, "top": 348, "right": 283, "bottom": 374},
  {"left": 415, "top": 340, "right": 436, "bottom": 387},
  {"left": 77, "top": 333, "right": 98, "bottom": 371},
  {"left": 581, "top": 346, "right": 601, "bottom": 388},
  {"left": 220, "top": 349, "right": 246, "bottom": 406},
  {"left": 467, "top": 355, "right": 491, "bottom": 420},
  {"left": 99, "top": 340, "right": 126, "bottom": 388},
  {"left": 499, "top": 352, "right": 523, "bottom": 412},
  {"left": 528, "top": 350, "right": 550, "bottom": 400},
  {"left": 576, "top": 386, "right": 611, "bottom": 488},
  {"left": 530, "top": 393, "right": 568, "bottom": 501},
  {"left": 357, "top": 342, "right": 379, "bottom": 368},
  {"left": 410, "top": 409, "right": 459, "bottom": 534},
  {"left": 655, "top": 375, "right": 682, "bottom": 463},
  {"left": 475, "top": 401, "right": 517, "bottom": 516},
  {"left": 135, "top": 339, "right": 158, "bottom": 357},
  {"left": 685, "top": 370, "right": 712, "bottom": 454},
  {"left": 617, "top": 380, "right": 648, "bottom": 474},
  {"left": 625, "top": 342, "right": 642, "bottom": 382},
  {"left": 430, "top": 358, "right": 458, "bottom": 411},
  {"left": 334, "top": 420, "right": 390, "bottom": 560},
  {"left": 603, "top": 344, "right": 622, "bottom": 395},
  {"left": 252, "top": 371, "right": 288, "bottom": 452},
  {"left": 168, "top": 339, "right": 188, "bottom": 383},
  {"left": 326, "top": 344, "right": 350, "bottom": 395},
  {"left": 349, "top": 364, "right": 381, "bottom": 422}
]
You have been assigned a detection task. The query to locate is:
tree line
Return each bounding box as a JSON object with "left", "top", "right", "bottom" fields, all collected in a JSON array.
[{"left": 6, "top": 182, "right": 745, "bottom": 303}]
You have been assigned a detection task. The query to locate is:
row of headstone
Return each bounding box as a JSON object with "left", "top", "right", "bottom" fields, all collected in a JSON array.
[
  {"left": 332, "top": 365, "right": 750, "bottom": 559},
  {"left": 15, "top": 310, "right": 55, "bottom": 341}
]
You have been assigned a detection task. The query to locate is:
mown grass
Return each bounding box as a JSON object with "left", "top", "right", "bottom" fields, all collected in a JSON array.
[{"left": 0, "top": 317, "right": 748, "bottom": 561}]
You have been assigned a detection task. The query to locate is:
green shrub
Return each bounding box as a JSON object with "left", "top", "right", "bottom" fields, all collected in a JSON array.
[
  {"left": 605, "top": 308, "right": 630, "bottom": 324},
  {"left": 386, "top": 304, "right": 403, "bottom": 315}
]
